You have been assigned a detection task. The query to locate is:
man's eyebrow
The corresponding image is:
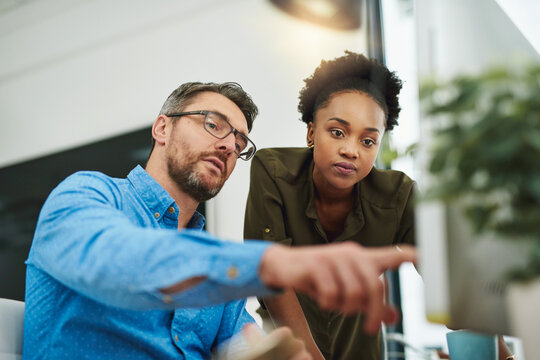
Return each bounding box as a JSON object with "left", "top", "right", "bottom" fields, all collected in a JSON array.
[
  {"left": 328, "top": 117, "right": 380, "bottom": 133},
  {"left": 208, "top": 109, "right": 228, "bottom": 120},
  {"left": 211, "top": 110, "right": 249, "bottom": 136}
]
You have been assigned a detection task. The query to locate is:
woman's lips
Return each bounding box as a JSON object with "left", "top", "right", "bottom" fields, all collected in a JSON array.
[{"left": 334, "top": 162, "right": 356, "bottom": 175}]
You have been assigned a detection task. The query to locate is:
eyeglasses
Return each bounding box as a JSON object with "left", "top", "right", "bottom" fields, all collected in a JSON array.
[{"left": 165, "top": 110, "right": 257, "bottom": 161}]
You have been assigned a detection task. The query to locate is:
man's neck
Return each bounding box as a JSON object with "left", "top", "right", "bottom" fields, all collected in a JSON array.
[{"left": 145, "top": 161, "right": 199, "bottom": 229}]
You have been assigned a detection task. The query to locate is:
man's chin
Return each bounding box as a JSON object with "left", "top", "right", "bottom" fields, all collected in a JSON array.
[
  {"left": 190, "top": 179, "right": 224, "bottom": 202},
  {"left": 198, "top": 173, "right": 225, "bottom": 190},
  {"left": 193, "top": 186, "right": 222, "bottom": 202},
  {"left": 169, "top": 165, "right": 225, "bottom": 202}
]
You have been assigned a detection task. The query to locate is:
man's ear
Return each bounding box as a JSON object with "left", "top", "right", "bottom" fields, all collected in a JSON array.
[{"left": 152, "top": 115, "right": 169, "bottom": 146}]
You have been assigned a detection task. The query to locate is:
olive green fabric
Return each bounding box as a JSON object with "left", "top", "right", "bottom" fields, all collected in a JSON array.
[{"left": 244, "top": 147, "right": 416, "bottom": 360}]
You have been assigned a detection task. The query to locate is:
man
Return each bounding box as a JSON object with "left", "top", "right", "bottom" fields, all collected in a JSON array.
[{"left": 23, "top": 82, "right": 415, "bottom": 359}]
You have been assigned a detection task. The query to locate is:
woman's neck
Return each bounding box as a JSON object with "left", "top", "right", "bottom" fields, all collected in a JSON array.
[
  {"left": 312, "top": 171, "right": 355, "bottom": 206},
  {"left": 312, "top": 175, "right": 356, "bottom": 241}
]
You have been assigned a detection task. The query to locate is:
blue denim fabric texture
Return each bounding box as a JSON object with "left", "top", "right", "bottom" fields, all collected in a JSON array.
[{"left": 23, "top": 165, "right": 274, "bottom": 359}]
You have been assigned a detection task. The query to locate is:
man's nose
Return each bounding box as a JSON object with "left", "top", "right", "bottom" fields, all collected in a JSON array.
[{"left": 215, "top": 132, "right": 236, "bottom": 156}]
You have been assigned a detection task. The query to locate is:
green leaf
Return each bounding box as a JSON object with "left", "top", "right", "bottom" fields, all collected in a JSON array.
[
  {"left": 419, "top": 61, "right": 540, "bottom": 278},
  {"left": 525, "top": 130, "right": 540, "bottom": 151}
]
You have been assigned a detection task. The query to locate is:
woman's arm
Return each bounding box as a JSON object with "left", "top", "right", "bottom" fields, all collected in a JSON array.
[
  {"left": 264, "top": 289, "right": 325, "bottom": 360},
  {"left": 244, "top": 151, "right": 324, "bottom": 358},
  {"left": 497, "top": 335, "right": 513, "bottom": 360}
]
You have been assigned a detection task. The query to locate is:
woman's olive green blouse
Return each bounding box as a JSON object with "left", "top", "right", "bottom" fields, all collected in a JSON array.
[{"left": 244, "top": 147, "right": 416, "bottom": 360}]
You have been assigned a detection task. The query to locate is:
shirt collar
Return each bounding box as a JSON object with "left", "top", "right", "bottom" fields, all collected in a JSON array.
[
  {"left": 305, "top": 160, "right": 318, "bottom": 220},
  {"left": 187, "top": 211, "right": 205, "bottom": 229},
  {"left": 127, "top": 165, "right": 205, "bottom": 230}
]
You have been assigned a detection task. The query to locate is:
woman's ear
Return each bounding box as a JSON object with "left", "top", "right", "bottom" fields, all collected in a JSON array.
[
  {"left": 152, "top": 115, "right": 169, "bottom": 146},
  {"left": 306, "top": 121, "right": 315, "bottom": 146}
]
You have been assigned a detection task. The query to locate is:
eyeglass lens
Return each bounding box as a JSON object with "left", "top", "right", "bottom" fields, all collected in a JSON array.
[{"left": 204, "top": 112, "right": 254, "bottom": 159}]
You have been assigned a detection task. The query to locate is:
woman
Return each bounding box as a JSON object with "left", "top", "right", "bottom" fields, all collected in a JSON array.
[{"left": 244, "top": 51, "right": 415, "bottom": 360}]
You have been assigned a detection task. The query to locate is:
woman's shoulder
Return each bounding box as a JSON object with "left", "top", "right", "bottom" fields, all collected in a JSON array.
[
  {"left": 252, "top": 147, "right": 312, "bottom": 180},
  {"left": 366, "top": 167, "right": 415, "bottom": 187},
  {"left": 361, "top": 167, "right": 415, "bottom": 206},
  {"left": 254, "top": 147, "right": 311, "bottom": 162}
]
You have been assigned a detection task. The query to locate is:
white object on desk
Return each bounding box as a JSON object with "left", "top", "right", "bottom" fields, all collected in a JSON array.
[{"left": 0, "top": 298, "right": 24, "bottom": 360}]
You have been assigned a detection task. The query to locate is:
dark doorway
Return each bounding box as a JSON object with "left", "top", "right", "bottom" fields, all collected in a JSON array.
[{"left": 0, "top": 127, "right": 204, "bottom": 301}]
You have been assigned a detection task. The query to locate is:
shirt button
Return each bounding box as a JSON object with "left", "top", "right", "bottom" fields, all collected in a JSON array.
[
  {"left": 227, "top": 266, "right": 239, "bottom": 279},
  {"left": 154, "top": 212, "right": 160, "bottom": 218},
  {"left": 174, "top": 334, "right": 179, "bottom": 342},
  {"left": 163, "top": 295, "right": 173, "bottom": 304},
  {"left": 168, "top": 207, "right": 175, "bottom": 214},
  {"left": 264, "top": 227, "right": 271, "bottom": 233}
]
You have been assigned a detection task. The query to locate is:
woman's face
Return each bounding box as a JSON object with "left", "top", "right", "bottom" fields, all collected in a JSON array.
[{"left": 308, "top": 90, "right": 386, "bottom": 192}]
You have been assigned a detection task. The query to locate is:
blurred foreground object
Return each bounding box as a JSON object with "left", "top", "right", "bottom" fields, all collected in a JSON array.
[
  {"left": 214, "top": 324, "right": 310, "bottom": 360},
  {"left": 420, "top": 63, "right": 540, "bottom": 271},
  {"left": 419, "top": 62, "right": 540, "bottom": 359}
]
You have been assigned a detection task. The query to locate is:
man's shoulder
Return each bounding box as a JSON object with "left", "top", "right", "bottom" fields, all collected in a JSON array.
[
  {"left": 252, "top": 147, "right": 312, "bottom": 180},
  {"left": 51, "top": 170, "right": 127, "bottom": 199},
  {"left": 59, "top": 170, "right": 122, "bottom": 187}
]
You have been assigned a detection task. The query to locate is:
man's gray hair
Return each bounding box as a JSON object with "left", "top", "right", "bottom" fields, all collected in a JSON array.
[{"left": 159, "top": 81, "right": 258, "bottom": 131}]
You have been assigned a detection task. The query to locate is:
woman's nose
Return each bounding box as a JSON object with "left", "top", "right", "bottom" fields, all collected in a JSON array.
[{"left": 339, "top": 141, "right": 359, "bottom": 159}]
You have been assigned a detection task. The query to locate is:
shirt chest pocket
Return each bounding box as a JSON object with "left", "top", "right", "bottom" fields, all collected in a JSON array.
[{"left": 352, "top": 207, "right": 398, "bottom": 247}]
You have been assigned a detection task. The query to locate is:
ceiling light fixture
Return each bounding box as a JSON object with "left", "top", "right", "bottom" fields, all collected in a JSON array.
[{"left": 269, "top": 0, "right": 362, "bottom": 30}]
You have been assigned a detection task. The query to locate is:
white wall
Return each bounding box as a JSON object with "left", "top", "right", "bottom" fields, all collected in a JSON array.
[{"left": 416, "top": 0, "right": 537, "bottom": 81}]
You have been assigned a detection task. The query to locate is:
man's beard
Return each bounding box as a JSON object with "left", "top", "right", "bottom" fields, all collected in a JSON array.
[{"left": 167, "top": 149, "right": 228, "bottom": 203}]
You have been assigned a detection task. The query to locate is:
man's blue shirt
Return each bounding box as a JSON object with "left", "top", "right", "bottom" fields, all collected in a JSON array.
[{"left": 23, "top": 165, "right": 274, "bottom": 359}]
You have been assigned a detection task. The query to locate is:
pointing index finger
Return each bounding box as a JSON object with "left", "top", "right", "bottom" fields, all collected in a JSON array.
[{"left": 368, "top": 245, "right": 417, "bottom": 272}]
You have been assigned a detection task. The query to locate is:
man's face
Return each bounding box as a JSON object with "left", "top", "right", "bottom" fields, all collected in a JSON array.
[{"left": 165, "top": 92, "right": 248, "bottom": 202}]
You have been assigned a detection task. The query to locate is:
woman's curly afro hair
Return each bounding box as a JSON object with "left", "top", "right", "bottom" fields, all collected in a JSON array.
[{"left": 298, "top": 51, "right": 403, "bottom": 131}]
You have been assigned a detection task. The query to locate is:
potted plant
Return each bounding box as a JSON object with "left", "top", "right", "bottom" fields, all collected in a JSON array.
[{"left": 419, "top": 62, "right": 540, "bottom": 359}]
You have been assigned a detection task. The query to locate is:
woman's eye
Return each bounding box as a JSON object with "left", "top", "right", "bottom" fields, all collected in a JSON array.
[
  {"left": 330, "top": 129, "right": 344, "bottom": 137},
  {"left": 363, "top": 139, "right": 376, "bottom": 146}
]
